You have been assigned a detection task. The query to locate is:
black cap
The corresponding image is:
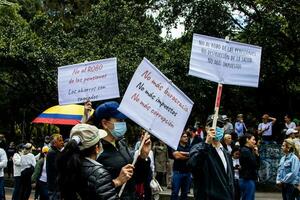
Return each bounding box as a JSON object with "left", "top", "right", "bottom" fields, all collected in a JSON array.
[{"left": 206, "top": 115, "right": 226, "bottom": 128}]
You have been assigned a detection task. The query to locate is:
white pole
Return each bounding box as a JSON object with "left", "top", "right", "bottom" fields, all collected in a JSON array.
[{"left": 212, "top": 83, "right": 223, "bottom": 130}]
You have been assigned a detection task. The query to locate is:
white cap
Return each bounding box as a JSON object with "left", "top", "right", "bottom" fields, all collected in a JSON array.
[{"left": 286, "top": 128, "right": 298, "bottom": 136}]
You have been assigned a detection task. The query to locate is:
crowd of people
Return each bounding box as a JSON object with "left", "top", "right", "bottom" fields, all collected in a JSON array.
[{"left": 0, "top": 101, "right": 299, "bottom": 200}]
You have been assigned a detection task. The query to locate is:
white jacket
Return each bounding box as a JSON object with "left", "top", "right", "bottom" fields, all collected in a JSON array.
[
  {"left": 0, "top": 148, "right": 7, "bottom": 177},
  {"left": 20, "top": 153, "right": 36, "bottom": 172},
  {"left": 13, "top": 153, "right": 22, "bottom": 177}
]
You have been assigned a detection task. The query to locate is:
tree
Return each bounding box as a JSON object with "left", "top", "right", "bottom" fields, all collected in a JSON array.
[
  {"left": 0, "top": 0, "right": 165, "bottom": 140},
  {"left": 156, "top": 0, "right": 300, "bottom": 120}
]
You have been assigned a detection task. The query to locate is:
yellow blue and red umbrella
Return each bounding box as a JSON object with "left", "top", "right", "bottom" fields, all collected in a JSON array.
[{"left": 32, "top": 104, "right": 93, "bottom": 125}]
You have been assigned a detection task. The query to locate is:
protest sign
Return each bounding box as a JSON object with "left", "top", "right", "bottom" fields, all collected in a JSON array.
[
  {"left": 118, "top": 58, "right": 194, "bottom": 149},
  {"left": 58, "top": 58, "right": 120, "bottom": 105},
  {"left": 189, "top": 34, "right": 262, "bottom": 87}
]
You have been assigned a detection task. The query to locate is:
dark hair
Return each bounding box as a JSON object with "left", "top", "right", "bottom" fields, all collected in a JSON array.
[
  {"left": 239, "top": 134, "right": 253, "bottom": 147},
  {"left": 187, "top": 125, "right": 196, "bottom": 132},
  {"left": 285, "top": 114, "right": 292, "bottom": 119},
  {"left": 16, "top": 143, "right": 24, "bottom": 153},
  {"left": 56, "top": 139, "right": 98, "bottom": 199},
  {"left": 181, "top": 131, "right": 188, "bottom": 137},
  {"left": 231, "top": 146, "right": 240, "bottom": 156}
]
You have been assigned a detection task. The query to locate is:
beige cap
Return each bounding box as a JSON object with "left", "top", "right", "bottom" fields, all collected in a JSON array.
[{"left": 70, "top": 124, "right": 107, "bottom": 150}]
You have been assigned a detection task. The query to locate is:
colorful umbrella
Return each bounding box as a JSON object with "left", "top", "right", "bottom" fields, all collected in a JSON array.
[{"left": 32, "top": 104, "right": 93, "bottom": 125}]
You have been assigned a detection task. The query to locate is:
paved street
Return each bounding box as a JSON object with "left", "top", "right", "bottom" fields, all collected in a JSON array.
[
  {"left": 160, "top": 188, "right": 282, "bottom": 200},
  {"left": 255, "top": 192, "right": 281, "bottom": 200},
  {"left": 5, "top": 187, "right": 35, "bottom": 200},
  {"left": 4, "top": 186, "right": 281, "bottom": 200}
]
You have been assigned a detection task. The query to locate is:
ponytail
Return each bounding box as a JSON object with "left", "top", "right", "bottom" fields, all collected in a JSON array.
[{"left": 56, "top": 139, "right": 84, "bottom": 200}]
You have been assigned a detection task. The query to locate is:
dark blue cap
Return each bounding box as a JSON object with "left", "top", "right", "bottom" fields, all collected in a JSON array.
[{"left": 95, "top": 101, "right": 127, "bottom": 121}]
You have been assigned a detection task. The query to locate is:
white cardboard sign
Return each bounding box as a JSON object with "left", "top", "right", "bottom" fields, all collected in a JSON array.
[
  {"left": 189, "top": 34, "right": 262, "bottom": 87},
  {"left": 58, "top": 58, "right": 120, "bottom": 105},
  {"left": 118, "top": 58, "right": 194, "bottom": 149}
]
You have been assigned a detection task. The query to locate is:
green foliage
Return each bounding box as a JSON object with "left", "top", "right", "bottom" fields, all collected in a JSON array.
[{"left": 157, "top": 0, "right": 300, "bottom": 118}]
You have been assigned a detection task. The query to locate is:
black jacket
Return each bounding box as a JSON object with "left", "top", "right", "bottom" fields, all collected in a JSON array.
[
  {"left": 189, "top": 136, "right": 202, "bottom": 147},
  {"left": 46, "top": 146, "right": 60, "bottom": 191},
  {"left": 97, "top": 139, "right": 150, "bottom": 200},
  {"left": 239, "top": 146, "right": 260, "bottom": 180},
  {"left": 80, "top": 158, "right": 119, "bottom": 200},
  {"left": 187, "top": 142, "right": 234, "bottom": 200}
]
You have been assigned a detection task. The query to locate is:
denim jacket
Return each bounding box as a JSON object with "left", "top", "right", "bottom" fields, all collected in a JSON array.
[{"left": 276, "top": 153, "right": 300, "bottom": 185}]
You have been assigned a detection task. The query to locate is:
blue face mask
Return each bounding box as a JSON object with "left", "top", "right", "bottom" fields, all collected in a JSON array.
[
  {"left": 111, "top": 122, "right": 127, "bottom": 139},
  {"left": 214, "top": 127, "right": 224, "bottom": 141}
]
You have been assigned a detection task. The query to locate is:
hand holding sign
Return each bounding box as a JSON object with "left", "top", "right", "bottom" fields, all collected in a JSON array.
[{"left": 205, "top": 128, "right": 216, "bottom": 145}]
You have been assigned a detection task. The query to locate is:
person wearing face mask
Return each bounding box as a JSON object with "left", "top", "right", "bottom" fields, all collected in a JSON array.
[
  {"left": 239, "top": 134, "right": 260, "bottom": 200},
  {"left": 56, "top": 123, "right": 133, "bottom": 200},
  {"left": 86, "top": 101, "right": 152, "bottom": 200},
  {"left": 187, "top": 115, "right": 234, "bottom": 200}
]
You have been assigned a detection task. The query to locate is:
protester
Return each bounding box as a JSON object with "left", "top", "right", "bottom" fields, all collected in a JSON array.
[
  {"left": 0, "top": 134, "right": 7, "bottom": 150},
  {"left": 19, "top": 143, "right": 36, "bottom": 200},
  {"left": 284, "top": 114, "right": 297, "bottom": 130},
  {"left": 223, "top": 115, "right": 234, "bottom": 135},
  {"left": 239, "top": 134, "right": 260, "bottom": 200},
  {"left": 187, "top": 115, "right": 234, "bottom": 200},
  {"left": 280, "top": 115, "right": 297, "bottom": 147},
  {"left": 6, "top": 141, "right": 16, "bottom": 178},
  {"left": 187, "top": 126, "right": 201, "bottom": 146},
  {"left": 221, "top": 134, "right": 234, "bottom": 154},
  {"left": 153, "top": 140, "right": 168, "bottom": 187},
  {"left": 293, "top": 129, "right": 300, "bottom": 149},
  {"left": 234, "top": 114, "right": 247, "bottom": 139},
  {"left": 258, "top": 114, "right": 277, "bottom": 144},
  {"left": 12, "top": 144, "right": 23, "bottom": 200},
  {"left": 0, "top": 143, "right": 7, "bottom": 200},
  {"left": 232, "top": 147, "right": 241, "bottom": 200},
  {"left": 56, "top": 123, "right": 134, "bottom": 200},
  {"left": 32, "top": 146, "right": 50, "bottom": 200},
  {"left": 166, "top": 156, "right": 174, "bottom": 189},
  {"left": 169, "top": 132, "right": 191, "bottom": 200},
  {"left": 134, "top": 140, "right": 154, "bottom": 200},
  {"left": 194, "top": 122, "right": 205, "bottom": 141},
  {"left": 44, "top": 136, "right": 51, "bottom": 147},
  {"left": 276, "top": 138, "right": 300, "bottom": 200},
  {"left": 87, "top": 101, "right": 152, "bottom": 199},
  {"left": 46, "top": 133, "right": 64, "bottom": 200}
]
